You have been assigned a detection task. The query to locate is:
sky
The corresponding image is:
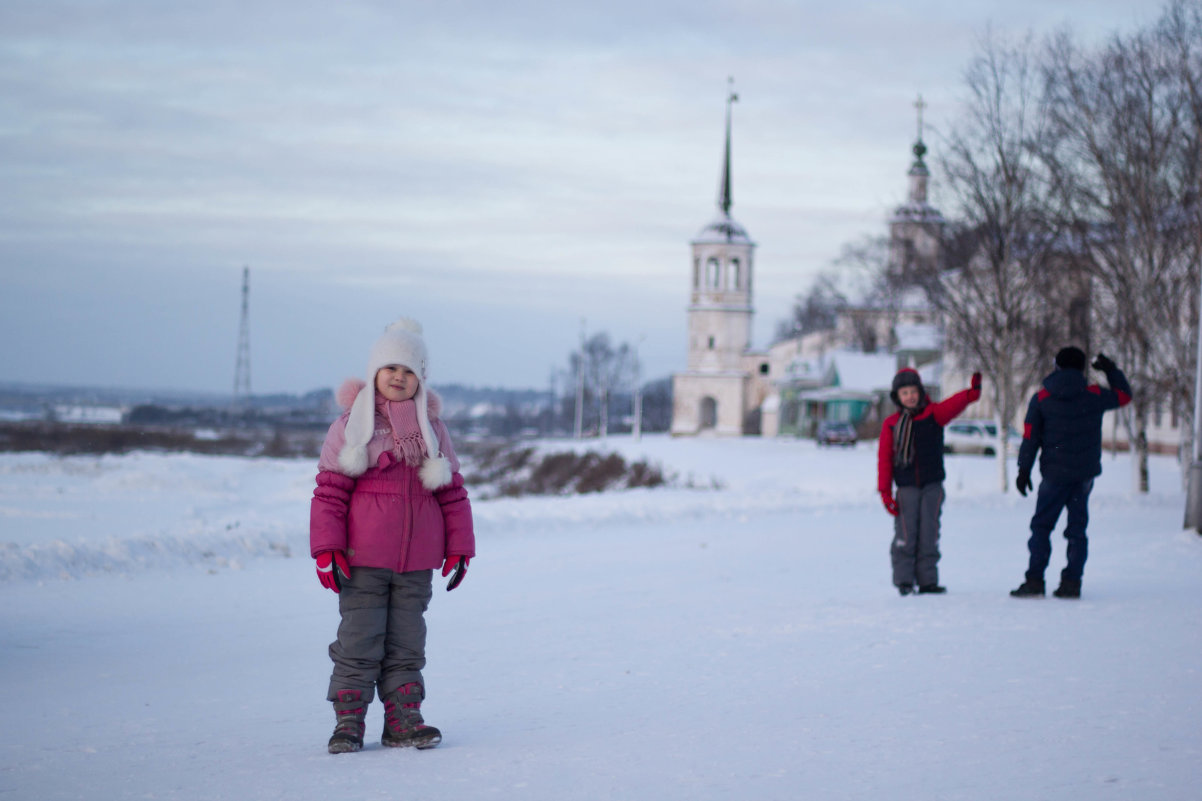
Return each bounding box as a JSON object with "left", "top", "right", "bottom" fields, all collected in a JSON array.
[{"left": 0, "top": 0, "right": 1160, "bottom": 396}]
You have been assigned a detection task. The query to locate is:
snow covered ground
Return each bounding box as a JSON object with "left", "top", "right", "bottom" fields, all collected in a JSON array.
[{"left": 1, "top": 436, "right": 1199, "bottom": 800}]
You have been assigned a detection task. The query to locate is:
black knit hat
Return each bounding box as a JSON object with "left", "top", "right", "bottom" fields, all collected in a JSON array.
[
  {"left": 1055, "top": 346, "right": 1087, "bottom": 371},
  {"left": 890, "top": 367, "right": 925, "bottom": 406}
]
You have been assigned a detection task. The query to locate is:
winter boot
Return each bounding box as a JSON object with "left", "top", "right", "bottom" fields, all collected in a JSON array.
[
  {"left": 1053, "top": 578, "right": 1081, "bottom": 599},
  {"left": 918, "top": 584, "right": 947, "bottom": 594},
  {"left": 897, "top": 584, "right": 915, "bottom": 596},
  {"left": 328, "top": 689, "right": 368, "bottom": 754},
  {"left": 1010, "top": 578, "right": 1045, "bottom": 598},
  {"left": 381, "top": 683, "right": 441, "bottom": 749}
]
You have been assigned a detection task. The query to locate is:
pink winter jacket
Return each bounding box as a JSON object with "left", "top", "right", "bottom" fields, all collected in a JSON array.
[{"left": 309, "top": 389, "right": 475, "bottom": 573}]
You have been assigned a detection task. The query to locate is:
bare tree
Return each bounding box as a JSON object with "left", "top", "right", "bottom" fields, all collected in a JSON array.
[
  {"left": 774, "top": 270, "right": 844, "bottom": 342},
  {"left": 567, "top": 332, "right": 635, "bottom": 438},
  {"left": 1041, "top": 14, "right": 1200, "bottom": 492},
  {"left": 935, "top": 30, "right": 1068, "bottom": 491},
  {"left": 774, "top": 235, "right": 899, "bottom": 350}
]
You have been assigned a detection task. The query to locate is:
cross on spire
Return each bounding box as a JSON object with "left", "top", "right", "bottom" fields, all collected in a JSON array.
[
  {"left": 911, "top": 93, "right": 929, "bottom": 166},
  {"left": 914, "top": 93, "right": 927, "bottom": 142}
]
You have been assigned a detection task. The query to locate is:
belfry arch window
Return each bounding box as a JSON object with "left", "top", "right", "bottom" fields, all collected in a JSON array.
[
  {"left": 729, "top": 258, "right": 741, "bottom": 290},
  {"left": 693, "top": 258, "right": 701, "bottom": 289},
  {"left": 706, "top": 257, "right": 720, "bottom": 289}
]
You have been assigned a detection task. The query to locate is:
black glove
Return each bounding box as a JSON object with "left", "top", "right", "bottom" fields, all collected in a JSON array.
[
  {"left": 1091, "top": 353, "right": 1116, "bottom": 373},
  {"left": 1016, "top": 468, "right": 1032, "bottom": 497}
]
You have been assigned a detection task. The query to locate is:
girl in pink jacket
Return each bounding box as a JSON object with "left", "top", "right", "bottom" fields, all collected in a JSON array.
[{"left": 310, "top": 318, "right": 475, "bottom": 754}]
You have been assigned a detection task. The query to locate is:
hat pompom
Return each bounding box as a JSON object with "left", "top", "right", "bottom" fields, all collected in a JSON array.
[{"left": 385, "top": 317, "right": 423, "bottom": 336}]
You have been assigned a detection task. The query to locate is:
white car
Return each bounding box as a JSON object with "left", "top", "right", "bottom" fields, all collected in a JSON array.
[{"left": 943, "top": 419, "right": 1021, "bottom": 456}]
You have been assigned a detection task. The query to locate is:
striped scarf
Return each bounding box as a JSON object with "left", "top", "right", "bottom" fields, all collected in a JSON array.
[
  {"left": 893, "top": 408, "right": 916, "bottom": 468},
  {"left": 892, "top": 397, "right": 928, "bottom": 468}
]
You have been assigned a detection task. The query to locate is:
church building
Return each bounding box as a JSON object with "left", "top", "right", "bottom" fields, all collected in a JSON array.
[{"left": 671, "top": 90, "right": 772, "bottom": 436}]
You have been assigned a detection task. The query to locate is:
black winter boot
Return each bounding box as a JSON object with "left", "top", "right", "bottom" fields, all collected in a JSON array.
[
  {"left": 897, "top": 584, "right": 915, "bottom": 596},
  {"left": 1053, "top": 578, "right": 1081, "bottom": 598},
  {"left": 381, "top": 683, "right": 441, "bottom": 749},
  {"left": 918, "top": 584, "right": 946, "bottom": 594},
  {"left": 1010, "top": 578, "right": 1045, "bottom": 598},
  {"left": 328, "top": 689, "right": 368, "bottom": 754}
]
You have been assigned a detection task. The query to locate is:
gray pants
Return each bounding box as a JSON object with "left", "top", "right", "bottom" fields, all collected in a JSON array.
[
  {"left": 891, "top": 482, "right": 944, "bottom": 587},
  {"left": 327, "top": 567, "right": 433, "bottom": 702}
]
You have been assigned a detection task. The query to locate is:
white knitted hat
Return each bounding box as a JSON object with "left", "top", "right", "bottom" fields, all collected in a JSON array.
[{"left": 337, "top": 318, "right": 452, "bottom": 489}]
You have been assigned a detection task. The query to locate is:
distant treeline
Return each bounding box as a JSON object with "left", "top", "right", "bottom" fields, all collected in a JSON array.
[{"left": 0, "top": 420, "right": 322, "bottom": 458}]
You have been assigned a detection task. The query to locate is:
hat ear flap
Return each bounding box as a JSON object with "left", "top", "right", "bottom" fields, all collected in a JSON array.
[
  {"left": 337, "top": 384, "right": 375, "bottom": 477},
  {"left": 412, "top": 382, "right": 452, "bottom": 490}
]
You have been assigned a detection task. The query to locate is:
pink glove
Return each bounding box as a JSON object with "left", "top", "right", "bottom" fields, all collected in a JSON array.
[
  {"left": 442, "top": 555, "right": 471, "bottom": 591},
  {"left": 880, "top": 490, "right": 899, "bottom": 517},
  {"left": 442, "top": 555, "right": 471, "bottom": 576},
  {"left": 315, "top": 550, "right": 350, "bottom": 593},
  {"left": 971, "top": 372, "right": 982, "bottom": 391}
]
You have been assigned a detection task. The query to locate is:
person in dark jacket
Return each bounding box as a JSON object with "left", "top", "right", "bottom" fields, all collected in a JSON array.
[
  {"left": 878, "top": 367, "right": 981, "bottom": 595},
  {"left": 1010, "top": 347, "right": 1132, "bottom": 599}
]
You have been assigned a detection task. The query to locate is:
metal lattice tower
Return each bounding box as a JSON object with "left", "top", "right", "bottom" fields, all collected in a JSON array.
[{"left": 233, "top": 266, "right": 252, "bottom": 413}]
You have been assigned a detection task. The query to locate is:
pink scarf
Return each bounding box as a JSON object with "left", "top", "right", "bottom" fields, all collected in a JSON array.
[{"left": 375, "top": 396, "right": 428, "bottom": 467}]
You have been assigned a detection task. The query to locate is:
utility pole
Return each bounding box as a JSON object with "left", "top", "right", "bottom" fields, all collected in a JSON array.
[
  {"left": 574, "top": 318, "right": 586, "bottom": 440},
  {"left": 1184, "top": 190, "right": 1202, "bottom": 533},
  {"left": 632, "top": 334, "right": 645, "bottom": 441},
  {"left": 232, "top": 266, "right": 252, "bottom": 417},
  {"left": 547, "top": 367, "right": 558, "bottom": 436}
]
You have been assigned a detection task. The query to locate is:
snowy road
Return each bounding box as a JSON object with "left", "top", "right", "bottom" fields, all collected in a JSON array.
[{"left": 1, "top": 438, "right": 1199, "bottom": 800}]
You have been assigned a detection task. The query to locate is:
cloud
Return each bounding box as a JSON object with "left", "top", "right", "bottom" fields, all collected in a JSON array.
[{"left": 0, "top": 0, "right": 1160, "bottom": 392}]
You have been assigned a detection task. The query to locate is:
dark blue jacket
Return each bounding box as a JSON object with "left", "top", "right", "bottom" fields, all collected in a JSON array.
[{"left": 1017, "top": 365, "right": 1132, "bottom": 484}]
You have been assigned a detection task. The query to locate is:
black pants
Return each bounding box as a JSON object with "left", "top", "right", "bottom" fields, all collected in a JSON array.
[{"left": 1026, "top": 478, "right": 1093, "bottom": 583}]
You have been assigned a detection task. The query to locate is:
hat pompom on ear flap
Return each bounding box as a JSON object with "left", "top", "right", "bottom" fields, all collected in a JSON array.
[{"left": 419, "top": 454, "right": 453, "bottom": 490}]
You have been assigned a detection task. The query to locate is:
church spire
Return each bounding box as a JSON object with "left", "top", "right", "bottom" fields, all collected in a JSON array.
[
  {"left": 718, "top": 77, "right": 738, "bottom": 215},
  {"left": 694, "top": 78, "right": 751, "bottom": 245},
  {"left": 908, "top": 93, "right": 930, "bottom": 205}
]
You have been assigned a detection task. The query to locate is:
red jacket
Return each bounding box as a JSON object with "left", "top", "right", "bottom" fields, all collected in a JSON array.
[{"left": 877, "top": 386, "right": 979, "bottom": 493}]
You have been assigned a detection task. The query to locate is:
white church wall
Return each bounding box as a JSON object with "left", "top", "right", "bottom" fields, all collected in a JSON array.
[
  {"left": 671, "top": 373, "right": 747, "bottom": 436},
  {"left": 687, "top": 308, "right": 753, "bottom": 371}
]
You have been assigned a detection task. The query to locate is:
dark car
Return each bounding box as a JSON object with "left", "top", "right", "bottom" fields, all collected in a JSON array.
[{"left": 816, "top": 421, "right": 857, "bottom": 447}]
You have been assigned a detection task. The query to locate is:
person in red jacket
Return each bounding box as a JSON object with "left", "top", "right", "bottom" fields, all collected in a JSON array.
[
  {"left": 310, "top": 318, "right": 475, "bottom": 754},
  {"left": 877, "top": 367, "right": 981, "bottom": 595}
]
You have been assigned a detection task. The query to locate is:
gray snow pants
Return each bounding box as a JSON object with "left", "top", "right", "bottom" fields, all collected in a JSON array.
[
  {"left": 890, "top": 482, "right": 944, "bottom": 588},
  {"left": 327, "top": 567, "right": 433, "bottom": 702}
]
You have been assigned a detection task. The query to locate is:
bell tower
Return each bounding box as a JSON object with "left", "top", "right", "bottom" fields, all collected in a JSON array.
[
  {"left": 687, "top": 84, "right": 755, "bottom": 371},
  {"left": 672, "top": 82, "right": 759, "bottom": 436}
]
